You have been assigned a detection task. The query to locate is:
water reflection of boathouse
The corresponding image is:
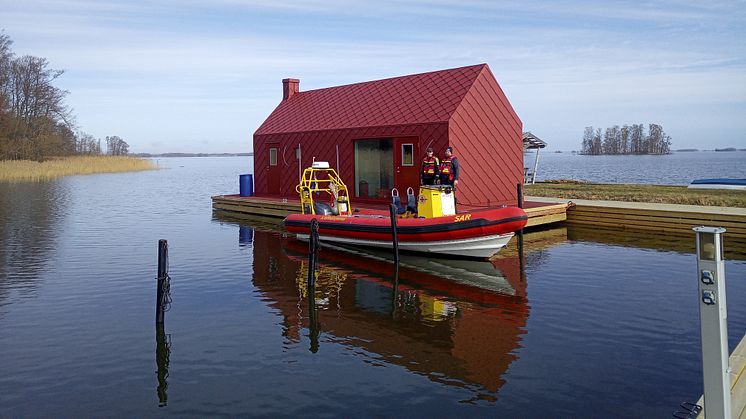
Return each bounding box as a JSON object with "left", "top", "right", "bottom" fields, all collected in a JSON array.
[{"left": 250, "top": 229, "right": 533, "bottom": 394}]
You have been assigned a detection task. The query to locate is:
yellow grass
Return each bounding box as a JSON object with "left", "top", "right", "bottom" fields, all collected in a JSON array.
[
  {"left": 525, "top": 182, "right": 746, "bottom": 208},
  {"left": 0, "top": 156, "right": 159, "bottom": 182}
]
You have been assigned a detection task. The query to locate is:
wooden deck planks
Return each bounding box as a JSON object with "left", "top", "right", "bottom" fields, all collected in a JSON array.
[
  {"left": 695, "top": 333, "right": 746, "bottom": 418},
  {"left": 526, "top": 196, "right": 746, "bottom": 239}
]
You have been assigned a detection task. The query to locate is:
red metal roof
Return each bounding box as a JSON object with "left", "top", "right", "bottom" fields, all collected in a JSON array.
[{"left": 255, "top": 64, "right": 487, "bottom": 135}]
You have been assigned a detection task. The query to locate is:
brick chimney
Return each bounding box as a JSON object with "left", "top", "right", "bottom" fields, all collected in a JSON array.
[{"left": 282, "top": 78, "right": 299, "bottom": 100}]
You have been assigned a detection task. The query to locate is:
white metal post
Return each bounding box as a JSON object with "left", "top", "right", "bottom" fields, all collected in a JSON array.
[
  {"left": 531, "top": 149, "right": 540, "bottom": 184},
  {"left": 694, "top": 226, "right": 730, "bottom": 419}
]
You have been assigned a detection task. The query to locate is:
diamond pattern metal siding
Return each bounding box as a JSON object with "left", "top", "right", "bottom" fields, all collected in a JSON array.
[
  {"left": 448, "top": 66, "right": 523, "bottom": 207},
  {"left": 255, "top": 64, "right": 486, "bottom": 135},
  {"left": 255, "top": 123, "right": 448, "bottom": 198},
  {"left": 253, "top": 63, "right": 523, "bottom": 206}
]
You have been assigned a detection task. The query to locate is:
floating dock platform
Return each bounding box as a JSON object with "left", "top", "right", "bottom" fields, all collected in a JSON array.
[
  {"left": 526, "top": 196, "right": 746, "bottom": 239},
  {"left": 212, "top": 194, "right": 746, "bottom": 240},
  {"left": 211, "top": 194, "right": 570, "bottom": 228}
]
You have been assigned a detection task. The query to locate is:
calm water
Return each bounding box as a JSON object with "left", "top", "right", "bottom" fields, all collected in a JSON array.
[
  {"left": 531, "top": 150, "right": 746, "bottom": 184},
  {"left": 1, "top": 156, "right": 746, "bottom": 418}
]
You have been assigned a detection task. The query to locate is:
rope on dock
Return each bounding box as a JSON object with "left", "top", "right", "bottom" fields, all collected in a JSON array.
[{"left": 672, "top": 401, "right": 701, "bottom": 418}]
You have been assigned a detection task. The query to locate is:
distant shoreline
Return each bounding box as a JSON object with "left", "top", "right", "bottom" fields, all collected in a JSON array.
[{"left": 134, "top": 153, "right": 253, "bottom": 157}]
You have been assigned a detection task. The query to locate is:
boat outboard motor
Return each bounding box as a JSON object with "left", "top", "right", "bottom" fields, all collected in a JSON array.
[{"left": 313, "top": 201, "right": 336, "bottom": 215}]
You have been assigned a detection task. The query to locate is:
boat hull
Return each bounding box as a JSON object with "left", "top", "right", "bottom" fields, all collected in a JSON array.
[
  {"left": 688, "top": 178, "right": 746, "bottom": 190},
  {"left": 295, "top": 232, "right": 514, "bottom": 259},
  {"left": 284, "top": 207, "right": 527, "bottom": 259}
]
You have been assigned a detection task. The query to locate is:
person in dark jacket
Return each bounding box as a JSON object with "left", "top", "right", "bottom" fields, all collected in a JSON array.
[
  {"left": 439, "top": 146, "right": 459, "bottom": 211},
  {"left": 420, "top": 147, "right": 439, "bottom": 185},
  {"left": 439, "top": 147, "right": 459, "bottom": 187}
]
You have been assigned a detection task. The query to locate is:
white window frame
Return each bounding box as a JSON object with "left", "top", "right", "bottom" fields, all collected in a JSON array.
[
  {"left": 401, "top": 143, "right": 414, "bottom": 166},
  {"left": 269, "top": 148, "right": 278, "bottom": 166}
]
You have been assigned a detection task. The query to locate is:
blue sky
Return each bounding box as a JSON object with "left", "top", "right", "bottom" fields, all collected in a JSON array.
[{"left": 2, "top": 0, "right": 744, "bottom": 152}]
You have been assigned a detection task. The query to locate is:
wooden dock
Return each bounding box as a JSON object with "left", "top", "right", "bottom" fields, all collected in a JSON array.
[
  {"left": 213, "top": 194, "right": 746, "bottom": 241},
  {"left": 694, "top": 333, "right": 746, "bottom": 418},
  {"left": 525, "top": 196, "right": 746, "bottom": 239},
  {"left": 211, "top": 194, "right": 570, "bottom": 228}
]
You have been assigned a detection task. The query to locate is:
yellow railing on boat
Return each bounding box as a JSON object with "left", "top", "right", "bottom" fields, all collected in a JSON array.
[{"left": 295, "top": 163, "right": 352, "bottom": 215}]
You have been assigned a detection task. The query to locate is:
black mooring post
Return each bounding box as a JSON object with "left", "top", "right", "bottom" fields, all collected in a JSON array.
[
  {"left": 308, "top": 285, "right": 319, "bottom": 353},
  {"left": 156, "top": 239, "right": 168, "bottom": 324},
  {"left": 518, "top": 230, "right": 526, "bottom": 284},
  {"left": 308, "top": 219, "right": 319, "bottom": 288},
  {"left": 389, "top": 204, "right": 400, "bottom": 265},
  {"left": 307, "top": 219, "right": 320, "bottom": 353},
  {"left": 390, "top": 265, "right": 400, "bottom": 318},
  {"left": 155, "top": 323, "right": 170, "bottom": 407},
  {"left": 517, "top": 183, "right": 524, "bottom": 209}
]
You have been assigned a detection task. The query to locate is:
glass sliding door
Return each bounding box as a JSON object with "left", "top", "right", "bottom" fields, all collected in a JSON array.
[{"left": 354, "top": 138, "right": 393, "bottom": 198}]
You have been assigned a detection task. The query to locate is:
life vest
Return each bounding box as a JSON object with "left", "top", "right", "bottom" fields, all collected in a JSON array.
[
  {"left": 422, "top": 156, "right": 439, "bottom": 176},
  {"left": 440, "top": 157, "right": 454, "bottom": 181}
]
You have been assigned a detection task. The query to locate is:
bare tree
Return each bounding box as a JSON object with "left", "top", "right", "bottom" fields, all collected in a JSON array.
[
  {"left": 579, "top": 123, "right": 671, "bottom": 155},
  {"left": 592, "top": 128, "right": 602, "bottom": 155},
  {"left": 581, "top": 126, "right": 594, "bottom": 154},
  {"left": 620, "top": 125, "right": 630, "bottom": 154},
  {"left": 106, "top": 135, "right": 129, "bottom": 156},
  {"left": 0, "top": 30, "right": 81, "bottom": 160},
  {"left": 77, "top": 132, "right": 102, "bottom": 155}
]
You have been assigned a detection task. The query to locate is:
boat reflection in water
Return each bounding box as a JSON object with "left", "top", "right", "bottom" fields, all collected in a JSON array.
[{"left": 246, "top": 225, "right": 566, "bottom": 397}]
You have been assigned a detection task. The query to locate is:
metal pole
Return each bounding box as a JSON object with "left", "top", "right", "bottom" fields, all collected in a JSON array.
[
  {"left": 156, "top": 239, "right": 168, "bottom": 324},
  {"left": 531, "top": 148, "right": 540, "bottom": 184},
  {"left": 517, "top": 183, "right": 524, "bottom": 209},
  {"left": 389, "top": 204, "right": 400, "bottom": 265},
  {"left": 693, "top": 226, "right": 730, "bottom": 419},
  {"left": 308, "top": 219, "right": 319, "bottom": 288},
  {"left": 336, "top": 144, "right": 340, "bottom": 174},
  {"left": 307, "top": 218, "right": 320, "bottom": 353},
  {"left": 391, "top": 265, "right": 400, "bottom": 318},
  {"left": 298, "top": 143, "right": 302, "bottom": 183}
]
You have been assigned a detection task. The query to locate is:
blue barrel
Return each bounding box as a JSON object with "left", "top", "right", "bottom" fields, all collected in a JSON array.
[
  {"left": 239, "top": 226, "right": 254, "bottom": 247},
  {"left": 239, "top": 174, "right": 254, "bottom": 197}
]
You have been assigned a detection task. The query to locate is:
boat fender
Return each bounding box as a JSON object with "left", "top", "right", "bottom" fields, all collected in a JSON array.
[
  {"left": 406, "top": 187, "right": 417, "bottom": 213},
  {"left": 391, "top": 188, "right": 406, "bottom": 214}
]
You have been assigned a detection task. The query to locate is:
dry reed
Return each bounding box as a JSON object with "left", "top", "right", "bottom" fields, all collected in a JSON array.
[{"left": 0, "top": 156, "right": 159, "bottom": 182}]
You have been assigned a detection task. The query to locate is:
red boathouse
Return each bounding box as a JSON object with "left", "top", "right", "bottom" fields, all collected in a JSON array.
[{"left": 253, "top": 63, "right": 523, "bottom": 207}]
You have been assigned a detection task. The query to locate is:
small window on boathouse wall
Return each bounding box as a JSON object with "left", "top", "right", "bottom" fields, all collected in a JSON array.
[
  {"left": 402, "top": 143, "right": 414, "bottom": 166},
  {"left": 269, "top": 148, "right": 278, "bottom": 166}
]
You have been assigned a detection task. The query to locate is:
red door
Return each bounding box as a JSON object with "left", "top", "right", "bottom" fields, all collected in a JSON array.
[
  {"left": 394, "top": 137, "right": 419, "bottom": 195},
  {"left": 266, "top": 144, "right": 280, "bottom": 195}
]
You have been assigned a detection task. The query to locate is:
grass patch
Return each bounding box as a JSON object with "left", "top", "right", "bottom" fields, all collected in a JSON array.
[
  {"left": 525, "top": 182, "right": 746, "bottom": 208},
  {"left": 0, "top": 155, "right": 159, "bottom": 182}
]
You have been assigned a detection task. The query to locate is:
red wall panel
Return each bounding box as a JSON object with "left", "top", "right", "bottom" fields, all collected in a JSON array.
[
  {"left": 254, "top": 123, "right": 449, "bottom": 200},
  {"left": 448, "top": 66, "right": 523, "bottom": 207}
]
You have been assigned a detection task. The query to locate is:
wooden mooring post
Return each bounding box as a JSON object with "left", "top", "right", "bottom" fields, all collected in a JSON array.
[
  {"left": 155, "top": 323, "right": 170, "bottom": 407},
  {"left": 517, "top": 183, "right": 524, "bottom": 209},
  {"left": 307, "top": 219, "right": 320, "bottom": 353},
  {"left": 156, "top": 239, "right": 169, "bottom": 324},
  {"left": 389, "top": 204, "right": 400, "bottom": 265}
]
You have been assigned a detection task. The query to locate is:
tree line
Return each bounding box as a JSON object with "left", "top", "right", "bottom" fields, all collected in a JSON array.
[
  {"left": 580, "top": 124, "right": 672, "bottom": 155},
  {"left": 0, "top": 31, "right": 129, "bottom": 160}
]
